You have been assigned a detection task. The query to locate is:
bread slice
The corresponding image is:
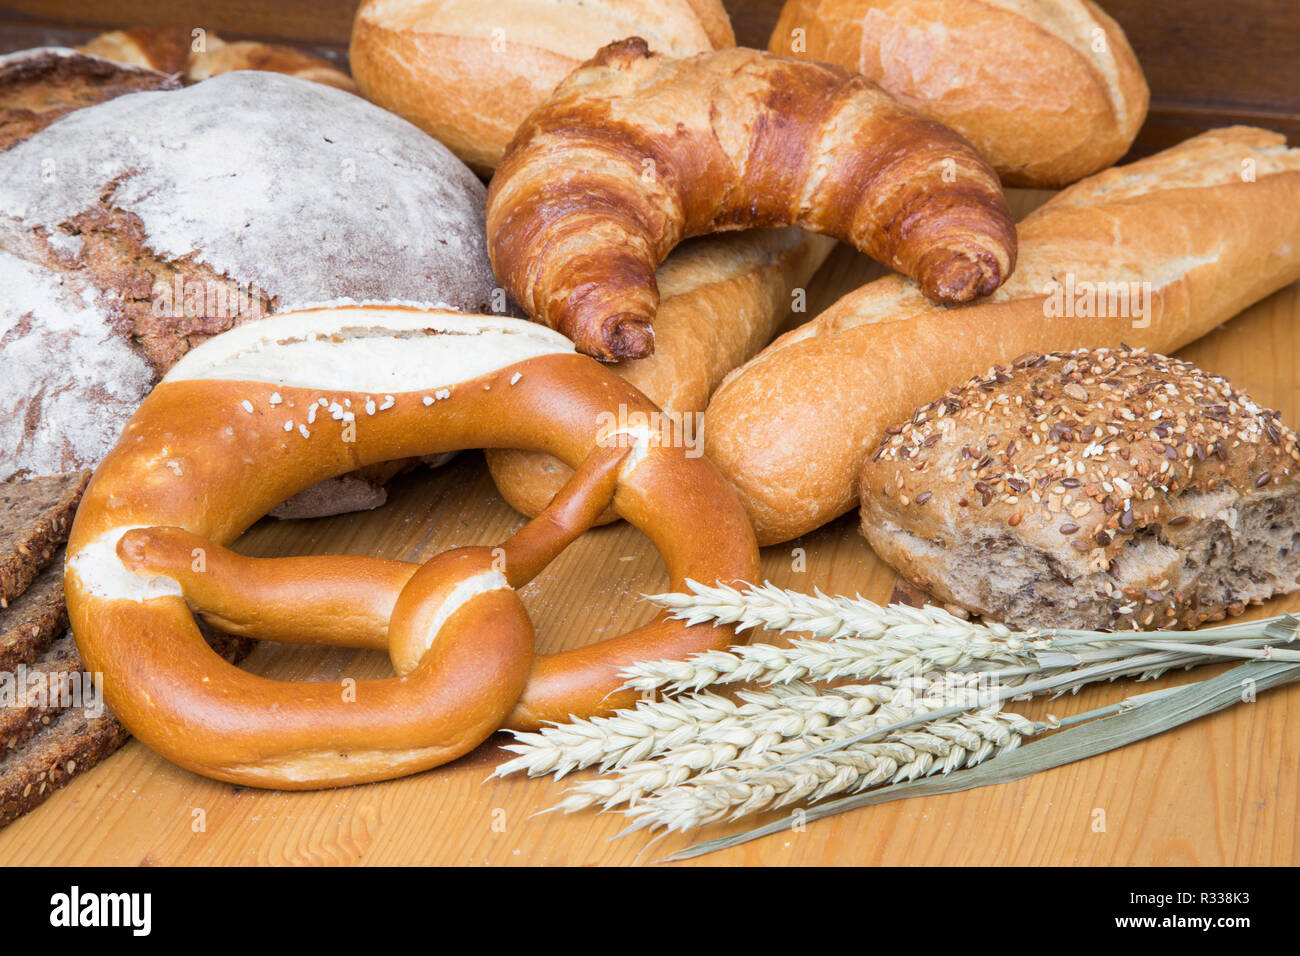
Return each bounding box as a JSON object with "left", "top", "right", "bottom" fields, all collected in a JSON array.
[
  {"left": 0, "top": 630, "right": 81, "bottom": 755},
  {"left": 0, "top": 472, "right": 88, "bottom": 605},
  {"left": 0, "top": 558, "right": 68, "bottom": 674},
  {"left": 859, "top": 348, "right": 1300, "bottom": 629},
  {"left": 0, "top": 626, "right": 253, "bottom": 828},
  {"left": 0, "top": 705, "right": 129, "bottom": 828}
]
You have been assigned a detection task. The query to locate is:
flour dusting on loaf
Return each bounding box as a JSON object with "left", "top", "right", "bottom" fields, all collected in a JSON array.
[
  {"left": 0, "top": 70, "right": 496, "bottom": 313},
  {"left": 0, "top": 251, "right": 154, "bottom": 481},
  {"left": 0, "top": 71, "right": 503, "bottom": 489}
]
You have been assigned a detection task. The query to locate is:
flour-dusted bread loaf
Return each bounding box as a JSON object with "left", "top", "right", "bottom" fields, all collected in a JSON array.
[
  {"left": 769, "top": 0, "right": 1148, "bottom": 187},
  {"left": 0, "top": 69, "right": 501, "bottom": 491},
  {"left": 0, "top": 47, "right": 178, "bottom": 152},
  {"left": 859, "top": 348, "right": 1300, "bottom": 629},
  {"left": 350, "top": 0, "right": 734, "bottom": 174}
]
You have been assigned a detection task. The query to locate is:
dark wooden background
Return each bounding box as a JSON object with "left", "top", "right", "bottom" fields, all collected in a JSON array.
[{"left": 1, "top": 0, "right": 1297, "bottom": 157}]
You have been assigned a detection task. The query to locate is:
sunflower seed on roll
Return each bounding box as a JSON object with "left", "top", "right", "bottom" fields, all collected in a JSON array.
[{"left": 858, "top": 347, "right": 1300, "bottom": 630}]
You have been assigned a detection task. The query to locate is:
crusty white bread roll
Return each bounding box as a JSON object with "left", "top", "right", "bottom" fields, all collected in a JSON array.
[
  {"left": 487, "top": 228, "right": 836, "bottom": 518},
  {"left": 769, "top": 0, "right": 1149, "bottom": 187},
  {"left": 79, "top": 27, "right": 356, "bottom": 91},
  {"left": 78, "top": 27, "right": 191, "bottom": 74},
  {"left": 705, "top": 126, "right": 1300, "bottom": 545},
  {"left": 349, "top": 0, "right": 734, "bottom": 174}
]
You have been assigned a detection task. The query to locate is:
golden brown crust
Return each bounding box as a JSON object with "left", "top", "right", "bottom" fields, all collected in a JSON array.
[
  {"left": 487, "top": 39, "right": 1016, "bottom": 360},
  {"left": 78, "top": 27, "right": 356, "bottom": 93},
  {"left": 769, "top": 0, "right": 1149, "bottom": 187},
  {"left": 187, "top": 38, "right": 356, "bottom": 92},
  {"left": 77, "top": 27, "right": 191, "bottom": 74},
  {"left": 486, "top": 228, "right": 835, "bottom": 517},
  {"left": 859, "top": 348, "right": 1300, "bottom": 628},
  {"left": 349, "top": 0, "right": 732, "bottom": 175},
  {"left": 704, "top": 127, "right": 1300, "bottom": 545},
  {"left": 65, "top": 308, "right": 760, "bottom": 788}
]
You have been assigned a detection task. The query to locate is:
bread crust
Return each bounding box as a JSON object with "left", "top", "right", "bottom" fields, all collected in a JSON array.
[
  {"left": 859, "top": 348, "right": 1300, "bottom": 629},
  {"left": 350, "top": 0, "right": 732, "bottom": 174},
  {"left": 486, "top": 228, "right": 835, "bottom": 517},
  {"left": 488, "top": 39, "right": 1016, "bottom": 359},
  {"left": 0, "top": 48, "right": 178, "bottom": 152},
  {"left": 769, "top": 0, "right": 1149, "bottom": 187},
  {"left": 79, "top": 27, "right": 357, "bottom": 92},
  {"left": 704, "top": 127, "right": 1300, "bottom": 545}
]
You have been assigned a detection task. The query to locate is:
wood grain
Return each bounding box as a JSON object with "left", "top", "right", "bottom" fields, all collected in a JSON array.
[{"left": 0, "top": 186, "right": 1296, "bottom": 865}]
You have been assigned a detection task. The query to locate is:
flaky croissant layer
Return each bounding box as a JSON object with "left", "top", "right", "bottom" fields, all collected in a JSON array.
[{"left": 487, "top": 38, "right": 1017, "bottom": 360}]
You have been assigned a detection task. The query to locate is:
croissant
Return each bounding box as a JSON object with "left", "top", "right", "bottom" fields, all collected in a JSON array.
[{"left": 486, "top": 38, "right": 1017, "bottom": 360}]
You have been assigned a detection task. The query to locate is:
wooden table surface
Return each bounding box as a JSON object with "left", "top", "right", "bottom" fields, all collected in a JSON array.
[{"left": 0, "top": 183, "right": 1296, "bottom": 866}]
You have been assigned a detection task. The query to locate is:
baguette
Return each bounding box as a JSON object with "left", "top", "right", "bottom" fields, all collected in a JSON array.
[
  {"left": 769, "top": 0, "right": 1148, "bottom": 187},
  {"left": 350, "top": 0, "right": 733, "bottom": 175},
  {"left": 487, "top": 229, "right": 835, "bottom": 517},
  {"left": 705, "top": 127, "right": 1300, "bottom": 545}
]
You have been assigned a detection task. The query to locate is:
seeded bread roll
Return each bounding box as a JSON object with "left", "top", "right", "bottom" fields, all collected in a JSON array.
[
  {"left": 769, "top": 0, "right": 1148, "bottom": 187},
  {"left": 859, "top": 348, "right": 1300, "bottom": 630},
  {"left": 349, "top": 0, "right": 733, "bottom": 174}
]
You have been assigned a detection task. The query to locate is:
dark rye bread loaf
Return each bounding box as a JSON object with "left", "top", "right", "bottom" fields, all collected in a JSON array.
[
  {"left": 0, "top": 66, "right": 502, "bottom": 511},
  {"left": 0, "top": 47, "right": 178, "bottom": 152},
  {"left": 0, "top": 472, "right": 89, "bottom": 605},
  {"left": 859, "top": 348, "right": 1300, "bottom": 630}
]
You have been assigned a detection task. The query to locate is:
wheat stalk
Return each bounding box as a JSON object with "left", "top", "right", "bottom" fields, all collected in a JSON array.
[
  {"left": 633, "top": 580, "right": 1299, "bottom": 693},
  {"left": 613, "top": 708, "right": 1043, "bottom": 834},
  {"left": 495, "top": 581, "right": 1298, "bottom": 841},
  {"left": 492, "top": 681, "right": 896, "bottom": 779},
  {"left": 547, "top": 682, "right": 1043, "bottom": 820}
]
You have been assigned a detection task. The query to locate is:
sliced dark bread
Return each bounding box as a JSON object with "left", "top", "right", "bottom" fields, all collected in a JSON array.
[
  {"left": 0, "top": 704, "right": 129, "bottom": 828},
  {"left": 0, "top": 625, "right": 253, "bottom": 828},
  {"left": 1, "top": 630, "right": 81, "bottom": 755},
  {"left": 0, "top": 556, "right": 67, "bottom": 673},
  {"left": 0, "top": 471, "right": 88, "bottom": 606}
]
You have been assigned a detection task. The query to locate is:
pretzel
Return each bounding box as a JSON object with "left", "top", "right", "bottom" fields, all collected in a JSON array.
[{"left": 63, "top": 306, "right": 759, "bottom": 789}]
